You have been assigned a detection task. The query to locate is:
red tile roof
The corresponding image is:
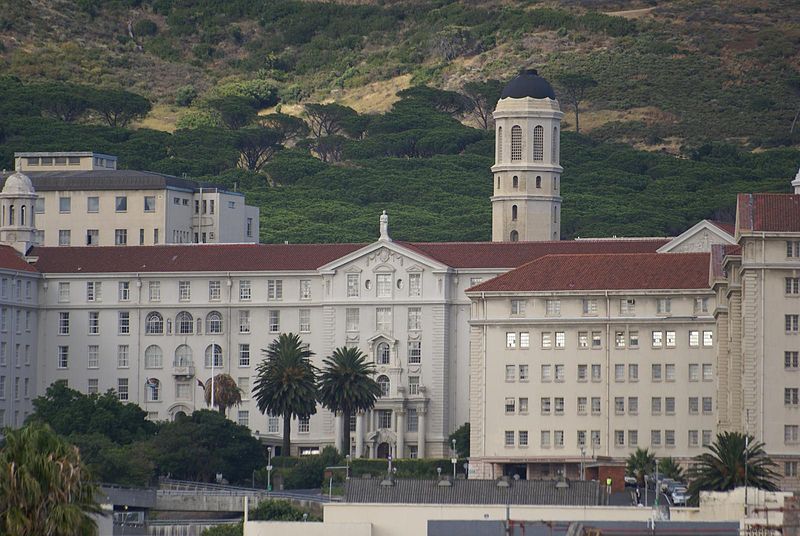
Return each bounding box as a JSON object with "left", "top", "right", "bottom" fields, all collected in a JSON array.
[
  {"left": 0, "top": 245, "right": 38, "bottom": 273},
  {"left": 29, "top": 239, "right": 671, "bottom": 274},
  {"left": 708, "top": 220, "right": 735, "bottom": 236},
  {"left": 30, "top": 243, "right": 366, "bottom": 273},
  {"left": 468, "top": 252, "right": 711, "bottom": 292},
  {"left": 397, "top": 239, "right": 670, "bottom": 269},
  {"left": 737, "top": 193, "right": 800, "bottom": 233}
]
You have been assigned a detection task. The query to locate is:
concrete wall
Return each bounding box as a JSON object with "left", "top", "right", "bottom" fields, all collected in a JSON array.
[{"left": 245, "top": 521, "right": 372, "bottom": 536}]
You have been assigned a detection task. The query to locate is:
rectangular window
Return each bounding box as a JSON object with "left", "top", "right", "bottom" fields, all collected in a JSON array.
[
  {"left": 577, "top": 364, "right": 588, "bottom": 382},
  {"left": 35, "top": 197, "right": 45, "bottom": 213},
  {"left": 519, "top": 397, "right": 528, "bottom": 414},
  {"left": 702, "top": 430, "right": 713, "bottom": 447},
  {"left": 540, "top": 397, "right": 551, "bottom": 414},
  {"left": 706, "top": 330, "right": 718, "bottom": 346},
  {"left": 298, "top": 417, "right": 310, "bottom": 434},
  {"left": 179, "top": 281, "right": 191, "bottom": 301},
  {"left": 689, "top": 397, "right": 699, "bottom": 414},
  {"left": 408, "top": 340, "right": 421, "bottom": 364},
  {"left": 118, "top": 345, "right": 129, "bottom": 368},
  {"left": 510, "top": 299, "right": 526, "bottom": 315},
  {"left": 118, "top": 312, "right": 130, "bottom": 335},
  {"left": 591, "top": 397, "right": 601, "bottom": 415},
  {"left": 118, "top": 281, "right": 130, "bottom": 301},
  {"left": 299, "top": 309, "right": 311, "bottom": 333},
  {"left": 408, "top": 273, "right": 421, "bottom": 297},
  {"left": 376, "top": 273, "right": 392, "bottom": 298},
  {"left": 87, "top": 379, "right": 99, "bottom": 395},
  {"left": 505, "top": 397, "right": 516, "bottom": 414},
  {"left": 519, "top": 364, "right": 529, "bottom": 381},
  {"left": 694, "top": 297, "right": 709, "bottom": 314},
  {"left": 578, "top": 331, "right": 588, "bottom": 348},
  {"left": 239, "top": 344, "right": 250, "bottom": 367},
  {"left": 405, "top": 409, "right": 418, "bottom": 433},
  {"left": 519, "top": 430, "right": 528, "bottom": 447},
  {"left": 268, "top": 417, "right": 280, "bottom": 434},
  {"left": 785, "top": 462, "right": 798, "bottom": 477},
  {"left": 545, "top": 299, "right": 561, "bottom": 316},
  {"left": 665, "top": 331, "right": 676, "bottom": 348},
  {"left": 86, "top": 229, "right": 99, "bottom": 245},
  {"left": 541, "top": 332, "right": 551, "bottom": 349},
  {"left": 148, "top": 281, "right": 160, "bottom": 302},
  {"left": 57, "top": 346, "right": 69, "bottom": 369},
  {"left": 786, "top": 351, "right": 799, "bottom": 369},
  {"left": 665, "top": 363, "right": 676, "bottom": 381},
  {"left": 88, "top": 311, "right": 99, "bottom": 335},
  {"left": 702, "top": 363, "right": 713, "bottom": 381},
  {"left": 577, "top": 430, "right": 586, "bottom": 447},
  {"left": 86, "top": 281, "right": 102, "bottom": 302},
  {"left": 788, "top": 241, "right": 800, "bottom": 258},
  {"left": 703, "top": 396, "right": 714, "bottom": 413},
  {"left": 408, "top": 376, "right": 419, "bottom": 395},
  {"left": 541, "top": 364, "right": 551, "bottom": 382},
  {"left": 583, "top": 299, "right": 598, "bottom": 315},
  {"left": 58, "top": 312, "right": 70, "bottom": 335},
  {"left": 246, "top": 218, "right": 253, "bottom": 238},
  {"left": 87, "top": 345, "right": 99, "bottom": 369},
  {"left": 591, "top": 430, "right": 601, "bottom": 448},
  {"left": 505, "top": 431, "right": 515, "bottom": 447},
  {"left": 376, "top": 307, "right": 391, "bottom": 333},
  {"left": 540, "top": 431, "right": 550, "bottom": 447},
  {"left": 615, "top": 397, "right": 625, "bottom": 415},
  {"left": 615, "top": 430, "right": 625, "bottom": 447},
  {"left": 236, "top": 377, "right": 249, "bottom": 400},
  {"left": 615, "top": 331, "right": 626, "bottom": 348},
  {"left": 555, "top": 331, "right": 565, "bottom": 349},
  {"left": 237, "top": 410, "right": 249, "bottom": 428},
  {"left": 591, "top": 364, "right": 601, "bottom": 382},
  {"left": 267, "top": 279, "right": 283, "bottom": 300},
  {"left": 689, "top": 430, "right": 699, "bottom": 447},
  {"left": 269, "top": 310, "right": 280, "bottom": 333},
  {"left": 577, "top": 397, "right": 587, "bottom": 415},
  {"left": 239, "top": 310, "right": 251, "bottom": 334},
  {"left": 657, "top": 298, "right": 671, "bottom": 314},
  {"left": 299, "top": 280, "right": 312, "bottom": 300},
  {"left": 139, "top": 229, "right": 145, "bottom": 245},
  {"left": 114, "top": 229, "right": 127, "bottom": 246},
  {"left": 785, "top": 425, "right": 799, "bottom": 444},
  {"left": 346, "top": 308, "right": 359, "bottom": 332},
  {"left": 652, "top": 364, "right": 662, "bottom": 382},
  {"left": 554, "top": 397, "right": 564, "bottom": 414},
  {"left": 629, "top": 364, "right": 639, "bottom": 381},
  {"left": 689, "top": 363, "right": 700, "bottom": 381},
  {"left": 651, "top": 397, "right": 662, "bottom": 415},
  {"left": 665, "top": 397, "right": 675, "bottom": 415},
  {"left": 629, "top": 430, "right": 638, "bottom": 447},
  {"left": 591, "top": 331, "right": 602, "bottom": 348},
  {"left": 239, "top": 280, "right": 251, "bottom": 301},
  {"left": 665, "top": 430, "right": 675, "bottom": 447},
  {"left": 785, "top": 388, "right": 799, "bottom": 406},
  {"left": 144, "top": 196, "right": 156, "bottom": 212},
  {"left": 787, "top": 315, "right": 799, "bottom": 333},
  {"left": 629, "top": 397, "right": 639, "bottom": 415},
  {"left": 58, "top": 282, "right": 70, "bottom": 302},
  {"left": 620, "top": 298, "right": 636, "bottom": 315},
  {"left": 505, "top": 365, "right": 516, "bottom": 382},
  {"left": 408, "top": 307, "right": 422, "bottom": 331},
  {"left": 115, "top": 196, "right": 127, "bottom": 212},
  {"left": 59, "top": 197, "right": 71, "bottom": 213},
  {"left": 58, "top": 230, "right": 71, "bottom": 246},
  {"left": 689, "top": 330, "right": 700, "bottom": 347},
  {"left": 117, "top": 379, "right": 129, "bottom": 401},
  {"left": 615, "top": 364, "right": 624, "bottom": 382},
  {"left": 652, "top": 331, "right": 663, "bottom": 348},
  {"left": 209, "top": 280, "right": 221, "bottom": 301},
  {"left": 651, "top": 430, "right": 662, "bottom": 447},
  {"left": 554, "top": 430, "right": 564, "bottom": 448},
  {"left": 346, "top": 274, "right": 360, "bottom": 297}
]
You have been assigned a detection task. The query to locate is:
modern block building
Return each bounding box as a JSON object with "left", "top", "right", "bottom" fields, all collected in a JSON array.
[{"left": 3, "top": 151, "right": 259, "bottom": 246}]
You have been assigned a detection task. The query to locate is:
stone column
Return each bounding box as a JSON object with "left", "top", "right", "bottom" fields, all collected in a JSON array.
[
  {"left": 334, "top": 413, "right": 343, "bottom": 454},
  {"left": 396, "top": 410, "right": 405, "bottom": 459},
  {"left": 355, "top": 412, "right": 364, "bottom": 458},
  {"left": 417, "top": 409, "right": 427, "bottom": 458}
]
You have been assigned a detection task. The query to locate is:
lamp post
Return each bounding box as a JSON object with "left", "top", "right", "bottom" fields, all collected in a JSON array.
[
  {"left": 266, "top": 446, "right": 273, "bottom": 492},
  {"left": 451, "top": 439, "right": 458, "bottom": 479},
  {"left": 346, "top": 454, "right": 351, "bottom": 480},
  {"left": 580, "top": 446, "right": 586, "bottom": 481}
]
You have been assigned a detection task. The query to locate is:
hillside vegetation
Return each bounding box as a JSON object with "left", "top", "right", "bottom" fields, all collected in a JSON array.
[{"left": 0, "top": 0, "right": 798, "bottom": 243}]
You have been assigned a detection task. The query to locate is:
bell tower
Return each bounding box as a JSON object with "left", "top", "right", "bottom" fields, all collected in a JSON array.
[
  {"left": 0, "top": 171, "right": 38, "bottom": 254},
  {"left": 491, "top": 69, "right": 563, "bottom": 242}
]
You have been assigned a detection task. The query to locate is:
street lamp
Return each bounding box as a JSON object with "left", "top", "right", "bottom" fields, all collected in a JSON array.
[
  {"left": 345, "top": 454, "right": 351, "bottom": 480},
  {"left": 451, "top": 439, "right": 458, "bottom": 479},
  {"left": 266, "top": 446, "right": 273, "bottom": 492}
]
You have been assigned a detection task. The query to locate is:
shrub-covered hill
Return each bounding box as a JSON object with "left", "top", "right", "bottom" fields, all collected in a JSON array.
[
  {"left": 1, "top": 78, "right": 796, "bottom": 244},
  {"left": 1, "top": 0, "right": 799, "bottom": 149}
]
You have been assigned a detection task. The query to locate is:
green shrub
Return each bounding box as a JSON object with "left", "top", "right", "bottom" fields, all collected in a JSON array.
[
  {"left": 133, "top": 19, "right": 158, "bottom": 37},
  {"left": 249, "top": 500, "right": 317, "bottom": 521},
  {"left": 175, "top": 85, "right": 198, "bottom": 107},
  {"left": 201, "top": 523, "right": 242, "bottom": 536}
]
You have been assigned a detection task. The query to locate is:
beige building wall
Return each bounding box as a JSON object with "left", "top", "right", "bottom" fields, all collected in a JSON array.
[{"left": 469, "top": 290, "right": 717, "bottom": 479}]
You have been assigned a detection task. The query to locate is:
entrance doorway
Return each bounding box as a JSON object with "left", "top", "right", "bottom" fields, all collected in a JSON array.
[
  {"left": 504, "top": 463, "right": 528, "bottom": 480},
  {"left": 376, "top": 442, "right": 391, "bottom": 459}
]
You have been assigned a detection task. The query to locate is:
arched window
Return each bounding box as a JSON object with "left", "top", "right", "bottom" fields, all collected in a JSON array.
[
  {"left": 9, "top": 205, "right": 14, "bottom": 225},
  {"left": 510, "top": 125, "right": 522, "bottom": 161},
  {"left": 377, "top": 342, "right": 390, "bottom": 365},
  {"left": 206, "top": 311, "right": 223, "bottom": 334},
  {"left": 20, "top": 205, "right": 25, "bottom": 226},
  {"left": 176, "top": 311, "right": 193, "bottom": 335},
  {"left": 174, "top": 345, "right": 193, "bottom": 367},
  {"left": 205, "top": 344, "right": 223, "bottom": 368},
  {"left": 512, "top": 176, "right": 519, "bottom": 189},
  {"left": 510, "top": 230, "right": 519, "bottom": 242},
  {"left": 145, "top": 345, "right": 163, "bottom": 368},
  {"left": 511, "top": 205, "right": 518, "bottom": 221},
  {"left": 536, "top": 176, "right": 542, "bottom": 189},
  {"left": 145, "top": 312, "right": 164, "bottom": 335},
  {"left": 552, "top": 126, "right": 558, "bottom": 163},
  {"left": 377, "top": 375, "right": 390, "bottom": 397},
  {"left": 497, "top": 126, "right": 503, "bottom": 162},
  {"left": 532, "top": 125, "right": 544, "bottom": 161}
]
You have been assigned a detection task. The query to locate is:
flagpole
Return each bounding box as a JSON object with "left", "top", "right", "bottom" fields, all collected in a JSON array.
[{"left": 211, "top": 338, "right": 216, "bottom": 411}]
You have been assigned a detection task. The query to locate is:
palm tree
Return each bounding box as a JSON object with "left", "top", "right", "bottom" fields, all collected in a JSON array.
[
  {"left": 658, "top": 457, "right": 685, "bottom": 481},
  {"left": 318, "top": 346, "right": 382, "bottom": 456},
  {"left": 253, "top": 333, "right": 318, "bottom": 455},
  {"left": 626, "top": 447, "right": 656, "bottom": 486},
  {"left": 687, "top": 432, "right": 778, "bottom": 504},
  {"left": 0, "top": 423, "right": 102, "bottom": 536},
  {"left": 203, "top": 373, "right": 243, "bottom": 416}
]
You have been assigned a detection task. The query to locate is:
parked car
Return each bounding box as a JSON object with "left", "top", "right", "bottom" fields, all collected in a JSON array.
[
  {"left": 671, "top": 486, "right": 689, "bottom": 506},
  {"left": 659, "top": 478, "right": 676, "bottom": 493},
  {"left": 624, "top": 476, "right": 637, "bottom": 488}
]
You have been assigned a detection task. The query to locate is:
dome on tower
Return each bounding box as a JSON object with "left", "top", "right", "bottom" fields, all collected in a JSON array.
[
  {"left": 2, "top": 171, "right": 34, "bottom": 195},
  {"left": 500, "top": 69, "right": 556, "bottom": 100}
]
